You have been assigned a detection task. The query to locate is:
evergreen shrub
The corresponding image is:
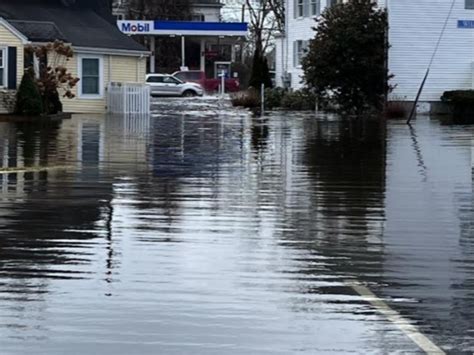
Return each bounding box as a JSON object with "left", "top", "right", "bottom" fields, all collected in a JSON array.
[{"left": 15, "top": 71, "right": 44, "bottom": 116}]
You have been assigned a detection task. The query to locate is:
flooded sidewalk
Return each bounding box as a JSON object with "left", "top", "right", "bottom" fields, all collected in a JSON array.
[{"left": 0, "top": 98, "right": 473, "bottom": 354}]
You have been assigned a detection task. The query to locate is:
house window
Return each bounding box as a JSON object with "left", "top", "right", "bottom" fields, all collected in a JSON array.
[
  {"left": 0, "top": 48, "right": 6, "bottom": 87},
  {"left": 311, "top": 0, "right": 321, "bottom": 15},
  {"left": 466, "top": 0, "right": 474, "bottom": 9},
  {"left": 329, "top": 0, "right": 342, "bottom": 6},
  {"left": 294, "top": 40, "right": 309, "bottom": 67},
  {"left": 296, "top": 0, "right": 304, "bottom": 17},
  {"left": 79, "top": 56, "right": 103, "bottom": 98},
  {"left": 192, "top": 14, "right": 205, "bottom": 21}
]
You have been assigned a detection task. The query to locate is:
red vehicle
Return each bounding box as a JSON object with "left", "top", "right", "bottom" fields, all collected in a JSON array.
[{"left": 172, "top": 70, "right": 240, "bottom": 93}]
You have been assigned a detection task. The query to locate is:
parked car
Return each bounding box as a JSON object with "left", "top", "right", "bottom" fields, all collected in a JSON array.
[
  {"left": 146, "top": 74, "right": 204, "bottom": 97},
  {"left": 172, "top": 70, "right": 240, "bottom": 93}
]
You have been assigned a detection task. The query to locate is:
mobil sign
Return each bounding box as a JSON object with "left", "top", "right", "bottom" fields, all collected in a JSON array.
[{"left": 118, "top": 21, "right": 154, "bottom": 34}]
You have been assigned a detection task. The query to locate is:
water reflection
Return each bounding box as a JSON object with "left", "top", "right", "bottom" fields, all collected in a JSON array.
[{"left": 0, "top": 101, "right": 473, "bottom": 354}]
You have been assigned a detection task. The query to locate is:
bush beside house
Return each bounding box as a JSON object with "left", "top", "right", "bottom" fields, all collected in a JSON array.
[
  {"left": 15, "top": 70, "right": 44, "bottom": 116},
  {"left": 441, "top": 90, "right": 474, "bottom": 121},
  {"left": 231, "top": 88, "right": 317, "bottom": 111}
]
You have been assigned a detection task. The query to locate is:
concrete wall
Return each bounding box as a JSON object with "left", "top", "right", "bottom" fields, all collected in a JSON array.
[{"left": 388, "top": 0, "right": 474, "bottom": 102}]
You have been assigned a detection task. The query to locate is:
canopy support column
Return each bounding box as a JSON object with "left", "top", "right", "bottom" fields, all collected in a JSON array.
[
  {"left": 181, "top": 35, "right": 186, "bottom": 68},
  {"left": 150, "top": 36, "right": 156, "bottom": 73}
]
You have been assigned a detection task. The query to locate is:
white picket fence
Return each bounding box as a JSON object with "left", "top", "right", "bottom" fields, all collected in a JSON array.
[{"left": 107, "top": 82, "right": 151, "bottom": 114}]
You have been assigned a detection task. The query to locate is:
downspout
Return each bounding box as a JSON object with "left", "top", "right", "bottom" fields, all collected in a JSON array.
[{"left": 283, "top": 0, "right": 289, "bottom": 84}]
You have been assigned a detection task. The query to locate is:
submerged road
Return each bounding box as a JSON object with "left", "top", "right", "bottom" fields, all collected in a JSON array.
[{"left": 0, "top": 98, "right": 473, "bottom": 354}]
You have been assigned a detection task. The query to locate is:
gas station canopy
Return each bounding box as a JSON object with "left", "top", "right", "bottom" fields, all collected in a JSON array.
[{"left": 118, "top": 20, "right": 248, "bottom": 37}]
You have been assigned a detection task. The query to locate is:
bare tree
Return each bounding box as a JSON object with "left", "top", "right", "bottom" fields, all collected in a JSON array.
[
  {"left": 126, "top": 0, "right": 192, "bottom": 20},
  {"left": 267, "top": 0, "right": 285, "bottom": 33}
]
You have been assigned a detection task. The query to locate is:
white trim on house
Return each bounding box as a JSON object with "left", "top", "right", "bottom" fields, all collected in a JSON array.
[
  {"left": 77, "top": 54, "right": 104, "bottom": 100},
  {"left": 74, "top": 46, "right": 150, "bottom": 57},
  {"left": 0, "top": 18, "right": 30, "bottom": 44},
  {"left": 0, "top": 46, "right": 7, "bottom": 88}
]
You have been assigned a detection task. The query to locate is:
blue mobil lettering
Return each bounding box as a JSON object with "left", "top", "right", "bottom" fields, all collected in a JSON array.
[{"left": 121, "top": 22, "right": 150, "bottom": 33}]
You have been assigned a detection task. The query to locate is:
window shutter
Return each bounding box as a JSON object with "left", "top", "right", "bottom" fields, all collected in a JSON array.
[
  {"left": 293, "top": 41, "right": 297, "bottom": 67},
  {"left": 303, "top": 0, "right": 310, "bottom": 17},
  {"left": 7, "top": 47, "right": 17, "bottom": 90}
]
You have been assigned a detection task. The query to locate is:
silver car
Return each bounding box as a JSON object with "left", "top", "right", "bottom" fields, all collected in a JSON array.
[{"left": 146, "top": 74, "right": 204, "bottom": 97}]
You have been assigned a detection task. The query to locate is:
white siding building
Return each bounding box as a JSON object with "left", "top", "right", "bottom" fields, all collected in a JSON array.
[
  {"left": 388, "top": 0, "right": 474, "bottom": 105},
  {"left": 275, "top": 0, "right": 474, "bottom": 110}
]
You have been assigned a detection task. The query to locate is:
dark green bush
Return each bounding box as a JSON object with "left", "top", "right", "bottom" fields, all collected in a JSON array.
[
  {"left": 264, "top": 87, "right": 286, "bottom": 110},
  {"left": 231, "top": 62, "right": 251, "bottom": 90},
  {"left": 302, "top": 0, "right": 390, "bottom": 114},
  {"left": 281, "top": 89, "right": 316, "bottom": 111},
  {"left": 441, "top": 90, "right": 474, "bottom": 122},
  {"left": 441, "top": 90, "right": 474, "bottom": 105},
  {"left": 249, "top": 53, "right": 273, "bottom": 89},
  {"left": 15, "top": 70, "right": 44, "bottom": 116}
]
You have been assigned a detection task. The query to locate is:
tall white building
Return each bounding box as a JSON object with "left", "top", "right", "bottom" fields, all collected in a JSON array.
[{"left": 275, "top": 0, "right": 474, "bottom": 111}]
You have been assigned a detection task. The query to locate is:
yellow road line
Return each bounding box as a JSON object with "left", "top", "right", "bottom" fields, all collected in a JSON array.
[{"left": 0, "top": 165, "right": 74, "bottom": 175}]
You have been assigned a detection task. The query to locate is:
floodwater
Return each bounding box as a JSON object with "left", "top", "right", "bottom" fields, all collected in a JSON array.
[{"left": 0, "top": 98, "right": 473, "bottom": 354}]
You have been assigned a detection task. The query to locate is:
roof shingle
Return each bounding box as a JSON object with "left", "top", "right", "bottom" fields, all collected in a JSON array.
[{"left": 0, "top": 3, "right": 147, "bottom": 53}]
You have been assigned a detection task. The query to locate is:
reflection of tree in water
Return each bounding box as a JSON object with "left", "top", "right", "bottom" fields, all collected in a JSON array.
[
  {"left": 251, "top": 118, "right": 269, "bottom": 160},
  {"left": 14, "top": 121, "right": 62, "bottom": 167},
  {"left": 279, "top": 118, "right": 387, "bottom": 290}
]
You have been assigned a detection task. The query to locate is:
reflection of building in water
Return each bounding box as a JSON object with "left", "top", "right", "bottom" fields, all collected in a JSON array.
[
  {"left": 381, "top": 123, "right": 474, "bottom": 350},
  {"left": 0, "top": 114, "right": 153, "bottom": 323},
  {"left": 59, "top": 114, "right": 152, "bottom": 172},
  {"left": 151, "top": 114, "right": 243, "bottom": 178}
]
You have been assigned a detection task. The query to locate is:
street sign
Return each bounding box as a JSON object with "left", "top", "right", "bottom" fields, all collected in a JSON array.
[{"left": 458, "top": 20, "right": 474, "bottom": 29}]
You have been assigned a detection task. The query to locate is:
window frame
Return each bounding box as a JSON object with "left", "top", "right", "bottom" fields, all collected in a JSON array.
[
  {"left": 294, "top": 40, "right": 309, "bottom": 68},
  {"left": 146, "top": 75, "right": 164, "bottom": 83},
  {"left": 78, "top": 54, "right": 104, "bottom": 99},
  {"left": 310, "top": 0, "right": 321, "bottom": 16},
  {"left": 296, "top": 0, "right": 304, "bottom": 18},
  {"left": 0, "top": 47, "right": 7, "bottom": 88}
]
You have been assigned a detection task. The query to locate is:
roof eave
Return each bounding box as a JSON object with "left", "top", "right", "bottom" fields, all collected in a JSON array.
[
  {"left": 0, "top": 18, "right": 30, "bottom": 44},
  {"left": 73, "top": 46, "right": 151, "bottom": 57}
]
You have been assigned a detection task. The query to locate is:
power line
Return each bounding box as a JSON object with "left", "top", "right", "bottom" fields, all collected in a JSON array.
[{"left": 406, "top": 0, "right": 457, "bottom": 124}]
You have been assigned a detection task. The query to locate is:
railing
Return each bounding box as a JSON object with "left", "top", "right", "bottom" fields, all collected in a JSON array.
[{"left": 107, "top": 82, "right": 151, "bottom": 114}]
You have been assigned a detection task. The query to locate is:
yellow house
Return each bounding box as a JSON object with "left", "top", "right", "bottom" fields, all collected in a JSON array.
[{"left": 0, "top": 2, "right": 149, "bottom": 114}]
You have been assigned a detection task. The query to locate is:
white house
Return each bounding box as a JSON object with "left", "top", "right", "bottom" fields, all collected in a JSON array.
[
  {"left": 275, "top": 0, "right": 474, "bottom": 112},
  {"left": 275, "top": 0, "right": 343, "bottom": 89}
]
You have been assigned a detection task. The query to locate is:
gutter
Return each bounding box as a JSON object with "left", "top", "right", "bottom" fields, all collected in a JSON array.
[{"left": 74, "top": 46, "right": 151, "bottom": 57}]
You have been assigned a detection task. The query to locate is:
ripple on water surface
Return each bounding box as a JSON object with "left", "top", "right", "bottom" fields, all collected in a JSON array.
[{"left": 0, "top": 99, "right": 473, "bottom": 354}]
